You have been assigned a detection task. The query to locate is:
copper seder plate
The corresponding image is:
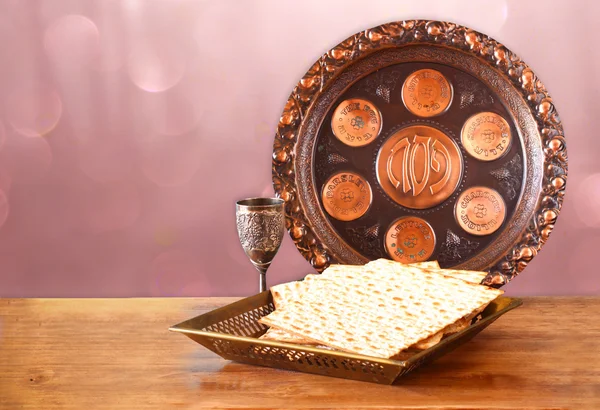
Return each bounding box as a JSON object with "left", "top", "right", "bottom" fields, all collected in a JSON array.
[{"left": 272, "top": 20, "right": 567, "bottom": 287}]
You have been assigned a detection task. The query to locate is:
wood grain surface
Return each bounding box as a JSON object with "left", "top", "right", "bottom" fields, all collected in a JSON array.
[{"left": 0, "top": 297, "right": 599, "bottom": 409}]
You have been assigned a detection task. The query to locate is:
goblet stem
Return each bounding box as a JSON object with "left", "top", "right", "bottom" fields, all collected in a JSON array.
[
  {"left": 260, "top": 273, "right": 266, "bottom": 293},
  {"left": 254, "top": 264, "right": 268, "bottom": 293}
]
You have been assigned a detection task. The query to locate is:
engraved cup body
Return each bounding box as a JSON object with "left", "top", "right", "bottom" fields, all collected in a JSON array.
[{"left": 236, "top": 198, "right": 285, "bottom": 292}]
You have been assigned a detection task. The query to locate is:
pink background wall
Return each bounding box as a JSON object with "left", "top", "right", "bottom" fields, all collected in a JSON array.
[{"left": 0, "top": 0, "right": 596, "bottom": 297}]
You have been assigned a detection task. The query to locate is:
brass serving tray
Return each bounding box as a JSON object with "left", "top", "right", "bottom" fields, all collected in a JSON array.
[
  {"left": 170, "top": 292, "right": 522, "bottom": 384},
  {"left": 272, "top": 20, "right": 568, "bottom": 287}
]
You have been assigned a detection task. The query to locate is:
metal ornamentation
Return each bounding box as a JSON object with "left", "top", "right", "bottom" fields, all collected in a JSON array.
[
  {"left": 321, "top": 172, "right": 373, "bottom": 221},
  {"left": 461, "top": 112, "right": 512, "bottom": 162},
  {"left": 236, "top": 198, "right": 286, "bottom": 292},
  {"left": 332, "top": 99, "right": 382, "bottom": 147},
  {"left": 272, "top": 20, "right": 567, "bottom": 287},
  {"left": 388, "top": 136, "right": 450, "bottom": 196},
  {"left": 384, "top": 216, "right": 436, "bottom": 263},
  {"left": 401, "top": 69, "right": 453, "bottom": 117},
  {"left": 455, "top": 187, "right": 507, "bottom": 236},
  {"left": 377, "top": 125, "right": 462, "bottom": 209}
]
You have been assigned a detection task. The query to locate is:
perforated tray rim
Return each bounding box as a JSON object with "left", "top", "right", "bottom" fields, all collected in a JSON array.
[{"left": 170, "top": 291, "right": 522, "bottom": 384}]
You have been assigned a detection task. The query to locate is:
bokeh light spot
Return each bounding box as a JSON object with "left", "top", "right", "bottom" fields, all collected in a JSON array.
[
  {"left": 127, "top": 42, "right": 186, "bottom": 93},
  {"left": 154, "top": 227, "right": 178, "bottom": 247},
  {"left": 44, "top": 15, "right": 100, "bottom": 70},
  {"left": 5, "top": 87, "right": 62, "bottom": 138},
  {"left": 123, "top": 0, "right": 144, "bottom": 12}
]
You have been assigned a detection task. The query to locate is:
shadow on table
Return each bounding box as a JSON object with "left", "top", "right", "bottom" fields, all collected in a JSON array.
[{"left": 190, "top": 333, "right": 524, "bottom": 389}]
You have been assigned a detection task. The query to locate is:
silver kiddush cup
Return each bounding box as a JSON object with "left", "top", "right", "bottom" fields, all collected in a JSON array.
[{"left": 236, "top": 198, "right": 285, "bottom": 292}]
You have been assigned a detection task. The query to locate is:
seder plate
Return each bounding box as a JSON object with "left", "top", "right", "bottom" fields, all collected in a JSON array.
[{"left": 272, "top": 20, "right": 567, "bottom": 287}]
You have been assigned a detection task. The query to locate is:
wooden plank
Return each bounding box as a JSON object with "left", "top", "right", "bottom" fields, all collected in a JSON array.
[{"left": 0, "top": 297, "right": 599, "bottom": 409}]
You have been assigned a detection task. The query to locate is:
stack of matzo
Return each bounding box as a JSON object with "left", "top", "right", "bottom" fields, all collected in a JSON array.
[{"left": 258, "top": 259, "right": 501, "bottom": 359}]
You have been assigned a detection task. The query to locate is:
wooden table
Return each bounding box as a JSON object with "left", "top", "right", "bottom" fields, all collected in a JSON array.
[{"left": 0, "top": 297, "right": 599, "bottom": 409}]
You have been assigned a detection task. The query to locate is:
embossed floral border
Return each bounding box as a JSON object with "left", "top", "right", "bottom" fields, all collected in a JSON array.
[{"left": 271, "top": 20, "right": 567, "bottom": 287}]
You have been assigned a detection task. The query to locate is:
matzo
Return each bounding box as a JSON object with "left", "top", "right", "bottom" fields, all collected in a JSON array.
[
  {"left": 366, "top": 258, "right": 488, "bottom": 284},
  {"left": 259, "top": 267, "right": 502, "bottom": 358},
  {"left": 266, "top": 261, "right": 443, "bottom": 345},
  {"left": 259, "top": 327, "right": 319, "bottom": 344},
  {"left": 270, "top": 261, "right": 439, "bottom": 309},
  {"left": 264, "top": 260, "right": 492, "bottom": 350},
  {"left": 309, "top": 264, "right": 492, "bottom": 349}
]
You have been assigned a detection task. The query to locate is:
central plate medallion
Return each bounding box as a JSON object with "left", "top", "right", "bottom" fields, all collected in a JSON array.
[{"left": 376, "top": 125, "right": 463, "bottom": 209}]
